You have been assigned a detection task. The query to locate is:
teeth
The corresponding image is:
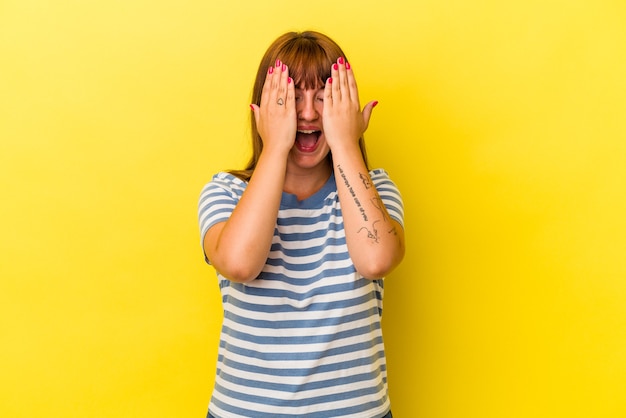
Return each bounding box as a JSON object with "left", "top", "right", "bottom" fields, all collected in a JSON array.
[{"left": 297, "top": 130, "right": 318, "bottom": 134}]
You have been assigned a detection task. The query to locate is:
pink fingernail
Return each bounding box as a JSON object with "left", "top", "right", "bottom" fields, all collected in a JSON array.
[
  {"left": 346, "top": 61, "right": 351, "bottom": 70},
  {"left": 288, "top": 77, "right": 292, "bottom": 84},
  {"left": 282, "top": 64, "right": 286, "bottom": 72},
  {"left": 269, "top": 66, "right": 274, "bottom": 74},
  {"left": 373, "top": 101, "right": 379, "bottom": 108},
  {"left": 333, "top": 63, "right": 338, "bottom": 71},
  {"left": 276, "top": 59, "right": 281, "bottom": 67},
  {"left": 338, "top": 57, "right": 344, "bottom": 65},
  {"left": 328, "top": 77, "right": 333, "bottom": 84},
  {"left": 250, "top": 104, "right": 254, "bottom": 111}
]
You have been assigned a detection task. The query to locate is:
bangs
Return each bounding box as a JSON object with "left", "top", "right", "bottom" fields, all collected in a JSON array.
[{"left": 280, "top": 39, "right": 337, "bottom": 89}]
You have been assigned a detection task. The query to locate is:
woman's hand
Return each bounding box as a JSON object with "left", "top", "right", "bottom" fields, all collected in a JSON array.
[
  {"left": 250, "top": 59, "right": 296, "bottom": 156},
  {"left": 322, "top": 57, "right": 377, "bottom": 151},
  {"left": 206, "top": 59, "right": 295, "bottom": 283}
]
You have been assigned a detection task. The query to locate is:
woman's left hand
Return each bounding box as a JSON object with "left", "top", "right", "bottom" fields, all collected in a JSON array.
[{"left": 322, "top": 57, "right": 377, "bottom": 151}]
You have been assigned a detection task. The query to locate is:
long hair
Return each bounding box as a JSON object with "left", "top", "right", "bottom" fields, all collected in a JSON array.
[{"left": 229, "top": 31, "right": 369, "bottom": 181}]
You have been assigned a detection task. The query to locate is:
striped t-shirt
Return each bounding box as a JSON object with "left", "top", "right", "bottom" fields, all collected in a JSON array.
[{"left": 198, "top": 169, "right": 404, "bottom": 418}]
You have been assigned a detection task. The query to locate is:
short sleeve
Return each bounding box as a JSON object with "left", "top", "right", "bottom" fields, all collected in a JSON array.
[
  {"left": 369, "top": 169, "right": 405, "bottom": 229},
  {"left": 197, "top": 172, "right": 247, "bottom": 263}
]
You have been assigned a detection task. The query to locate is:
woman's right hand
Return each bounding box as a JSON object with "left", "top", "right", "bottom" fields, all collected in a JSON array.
[
  {"left": 250, "top": 59, "right": 296, "bottom": 156},
  {"left": 205, "top": 60, "right": 295, "bottom": 283}
]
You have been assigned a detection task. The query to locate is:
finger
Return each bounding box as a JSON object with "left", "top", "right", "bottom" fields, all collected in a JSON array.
[
  {"left": 260, "top": 65, "right": 276, "bottom": 107},
  {"left": 277, "top": 62, "right": 289, "bottom": 106},
  {"left": 361, "top": 100, "right": 379, "bottom": 131},
  {"left": 331, "top": 60, "right": 341, "bottom": 101},
  {"left": 345, "top": 60, "right": 360, "bottom": 106},
  {"left": 336, "top": 57, "right": 351, "bottom": 101},
  {"left": 270, "top": 59, "right": 282, "bottom": 93},
  {"left": 264, "top": 59, "right": 283, "bottom": 105},
  {"left": 286, "top": 74, "right": 295, "bottom": 107},
  {"left": 324, "top": 76, "right": 333, "bottom": 108},
  {"left": 250, "top": 103, "right": 260, "bottom": 127}
]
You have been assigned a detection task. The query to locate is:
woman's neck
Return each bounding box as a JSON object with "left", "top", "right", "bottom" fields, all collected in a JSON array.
[{"left": 283, "top": 163, "right": 333, "bottom": 201}]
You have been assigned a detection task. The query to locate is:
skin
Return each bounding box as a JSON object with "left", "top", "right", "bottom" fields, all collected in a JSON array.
[{"left": 204, "top": 57, "right": 405, "bottom": 282}]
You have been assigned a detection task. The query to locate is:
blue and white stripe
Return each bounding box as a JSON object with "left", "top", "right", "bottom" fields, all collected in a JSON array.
[{"left": 198, "top": 169, "right": 404, "bottom": 418}]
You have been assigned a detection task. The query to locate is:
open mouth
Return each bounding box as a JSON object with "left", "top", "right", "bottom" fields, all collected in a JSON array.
[{"left": 295, "top": 130, "right": 322, "bottom": 152}]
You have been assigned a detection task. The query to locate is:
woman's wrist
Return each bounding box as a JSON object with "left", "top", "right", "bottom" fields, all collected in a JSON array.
[{"left": 328, "top": 139, "right": 363, "bottom": 162}]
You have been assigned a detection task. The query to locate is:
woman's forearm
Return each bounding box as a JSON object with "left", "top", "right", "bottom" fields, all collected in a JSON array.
[
  {"left": 204, "top": 149, "right": 287, "bottom": 282},
  {"left": 332, "top": 144, "right": 405, "bottom": 279}
]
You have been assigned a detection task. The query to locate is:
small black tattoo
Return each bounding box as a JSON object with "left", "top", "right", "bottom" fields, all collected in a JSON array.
[
  {"left": 371, "top": 197, "right": 390, "bottom": 222},
  {"left": 358, "top": 220, "right": 381, "bottom": 243},
  {"left": 338, "top": 165, "right": 368, "bottom": 222},
  {"left": 359, "top": 173, "right": 372, "bottom": 189}
]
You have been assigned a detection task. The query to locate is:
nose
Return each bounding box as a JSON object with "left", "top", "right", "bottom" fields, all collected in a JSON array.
[{"left": 297, "top": 95, "right": 318, "bottom": 121}]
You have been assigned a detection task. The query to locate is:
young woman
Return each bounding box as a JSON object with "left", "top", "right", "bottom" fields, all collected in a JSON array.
[{"left": 198, "top": 30, "right": 405, "bottom": 418}]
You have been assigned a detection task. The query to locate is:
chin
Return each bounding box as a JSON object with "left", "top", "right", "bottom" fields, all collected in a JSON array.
[{"left": 289, "top": 151, "right": 331, "bottom": 171}]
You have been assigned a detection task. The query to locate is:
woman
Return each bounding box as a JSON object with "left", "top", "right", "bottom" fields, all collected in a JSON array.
[{"left": 198, "top": 30, "right": 405, "bottom": 418}]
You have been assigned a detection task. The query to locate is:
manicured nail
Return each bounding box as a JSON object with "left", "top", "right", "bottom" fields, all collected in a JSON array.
[
  {"left": 333, "top": 63, "right": 338, "bottom": 71},
  {"left": 338, "top": 57, "right": 344, "bottom": 65},
  {"left": 269, "top": 66, "right": 274, "bottom": 74},
  {"left": 288, "top": 77, "right": 292, "bottom": 84},
  {"left": 275, "top": 59, "right": 281, "bottom": 67},
  {"left": 372, "top": 101, "right": 379, "bottom": 108},
  {"left": 282, "top": 64, "right": 287, "bottom": 72},
  {"left": 250, "top": 104, "right": 254, "bottom": 111},
  {"left": 328, "top": 77, "right": 333, "bottom": 84},
  {"left": 345, "top": 61, "right": 351, "bottom": 70}
]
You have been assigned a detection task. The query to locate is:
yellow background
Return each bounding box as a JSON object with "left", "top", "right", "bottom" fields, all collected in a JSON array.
[{"left": 1, "top": 1, "right": 625, "bottom": 417}]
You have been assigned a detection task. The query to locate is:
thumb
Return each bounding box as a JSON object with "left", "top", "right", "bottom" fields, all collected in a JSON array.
[
  {"left": 362, "top": 100, "right": 378, "bottom": 130},
  {"left": 250, "top": 104, "right": 259, "bottom": 125}
]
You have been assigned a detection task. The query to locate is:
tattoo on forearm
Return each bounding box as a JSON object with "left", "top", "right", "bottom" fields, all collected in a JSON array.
[
  {"left": 337, "top": 166, "right": 399, "bottom": 243},
  {"left": 371, "top": 196, "right": 390, "bottom": 222},
  {"left": 369, "top": 197, "right": 399, "bottom": 239},
  {"left": 338, "top": 165, "right": 368, "bottom": 222},
  {"left": 359, "top": 173, "right": 372, "bottom": 189},
  {"left": 358, "top": 220, "right": 380, "bottom": 243}
]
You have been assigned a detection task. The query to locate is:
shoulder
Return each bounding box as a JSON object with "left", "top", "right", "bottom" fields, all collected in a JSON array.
[
  {"left": 201, "top": 172, "right": 248, "bottom": 198},
  {"left": 369, "top": 168, "right": 404, "bottom": 222},
  {"left": 198, "top": 172, "right": 245, "bottom": 236},
  {"left": 369, "top": 168, "right": 399, "bottom": 191},
  {"left": 210, "top": 171, "right": 248, "bottom": 189},
  {"left": 369, "top": 168, "right": 390, "bottom": 180}
]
